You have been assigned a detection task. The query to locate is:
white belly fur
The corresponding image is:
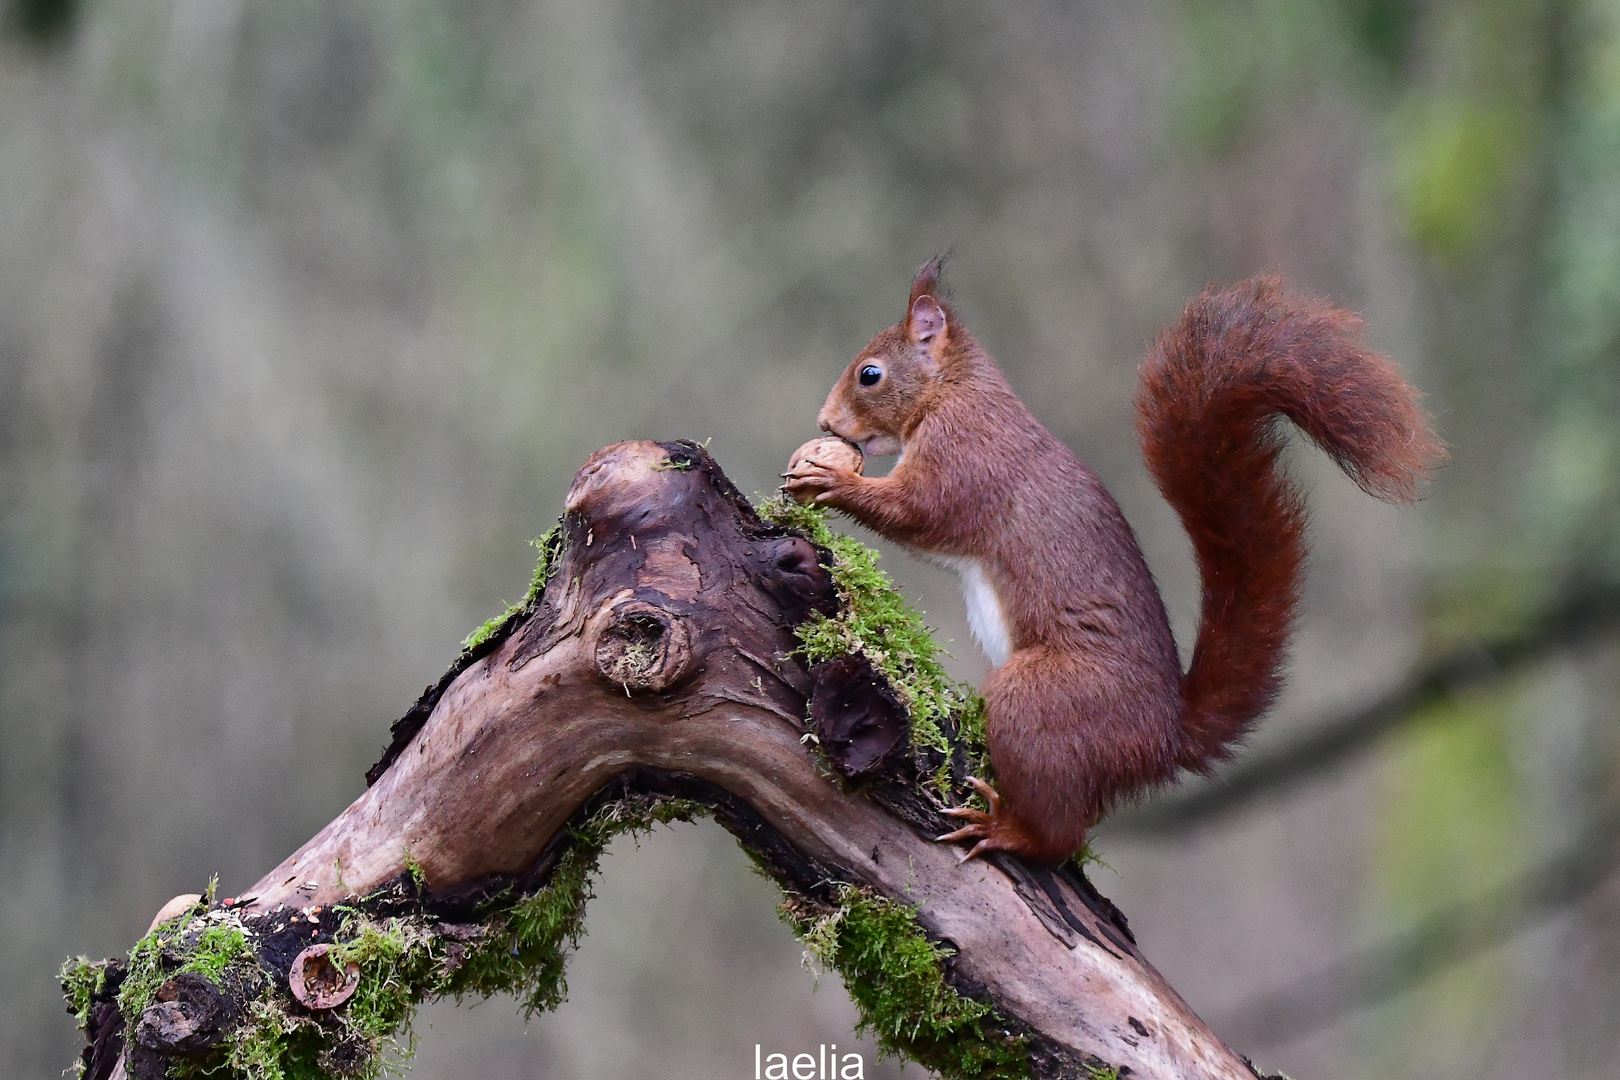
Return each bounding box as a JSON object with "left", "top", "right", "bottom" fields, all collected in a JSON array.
[{"left": 937, "top": 556, "right": 1013, "bottom": 667}]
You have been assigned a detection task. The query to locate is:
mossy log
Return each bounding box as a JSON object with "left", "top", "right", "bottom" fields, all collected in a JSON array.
[{"left": 64, "top": 440, "right": 1269, "bottom": 1080}]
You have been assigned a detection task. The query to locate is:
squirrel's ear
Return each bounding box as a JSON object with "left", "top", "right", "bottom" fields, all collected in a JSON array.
[
  {"left": 906, "top": 254, "right": 950, "bottom": 361},
  {"left": 907, "top": 294, "right": 948, "bottom": 350}
]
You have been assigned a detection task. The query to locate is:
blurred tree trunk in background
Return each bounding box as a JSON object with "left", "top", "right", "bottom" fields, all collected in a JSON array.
[{"left": 2, "top": 2, "right": 1618, "bottom": 1079}]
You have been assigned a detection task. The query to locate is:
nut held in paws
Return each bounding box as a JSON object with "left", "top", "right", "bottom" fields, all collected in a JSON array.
[
  {"left": 783, "top": 437, "right": 864, "bottom": 504},
  {"left": 791, "top": 436, "right": 864, "bottom": 477}
]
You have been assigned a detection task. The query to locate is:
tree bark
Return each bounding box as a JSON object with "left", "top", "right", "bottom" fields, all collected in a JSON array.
[{"left": 69, "top": 440, "right": 1267, "bottom": 1080}]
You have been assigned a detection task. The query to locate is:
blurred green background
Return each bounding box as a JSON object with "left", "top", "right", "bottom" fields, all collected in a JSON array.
[{"left": 3, "top": 1, "right": 1618, "bottom": 1077}]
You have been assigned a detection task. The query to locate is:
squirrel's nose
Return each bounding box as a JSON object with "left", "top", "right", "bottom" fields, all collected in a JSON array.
[{"left": 817, "top": 411, "right": 832, "bottom": 433}]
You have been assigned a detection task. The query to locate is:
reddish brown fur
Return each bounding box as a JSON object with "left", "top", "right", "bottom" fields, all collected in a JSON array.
[
  {"left": 784, "top": 263, "right": 1444, "bottom": 865},
  {"left": 1138, "top": 277, "right": 1445, "bottom": 770}
]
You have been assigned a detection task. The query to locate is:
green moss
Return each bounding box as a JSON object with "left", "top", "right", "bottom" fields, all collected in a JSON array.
[
  {"left": 461, "top": 523, "right": 564, "bottom": 652},
  {"left": 311, "top": 795, "right": 710, "bottom": 1071},
  {"left": 159, "top": 917, "right": 428, "bottom": 1080},
  {"left": 307, "top": 917, "right": 441, "bottom": 1074},
  {"left": 758, "top": 498, "right": 972, "bottom": 760},
  {"left": 1065, "top": 842, "right": 1111, "bottom": 877},
  {"left": 1084, "top": 1064, "right": 1121, "bottom": 1080},
  {"left": 59, "top": 957, "right": 109, "bottom": 1029},
  {"left": 443, "top": 841, "right": 594, "bottom": 1015},
  {"left": 116, "top": 901, "right": 255, "bottom": 1022},
  {"left": 461, "top": 608, "right": 510, "bottom": 655},
  {"left": 784, "top": 884, "right": 1028, "bottom": 1080},
  {"left": 756, "top": 499, "right": 1106, "bottom": 851},
  {"left": 953, "top": 691, "right": 993, "bottom": 779},
  {"left": 1245, "top": 1067, "right": 1294, "bottom": 1080},
  {"left": 401, "top": 848, "right": 428, "bottom": 892},
  {"left": 188, "top": 924, "right": 252, "bottom": 980},
  {"left": 214, "top": 1001, "right": 328, "bottom": 1080},
  {"left": 446, "top": 796, "right": 706, "bottom": 1017}
]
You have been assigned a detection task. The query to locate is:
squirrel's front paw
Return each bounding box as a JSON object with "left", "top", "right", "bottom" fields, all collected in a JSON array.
[{"left": 781, "top": 436, "right": 864, "bottom": 505}]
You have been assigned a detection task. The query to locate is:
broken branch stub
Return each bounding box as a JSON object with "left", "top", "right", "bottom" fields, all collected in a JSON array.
[
  {"left": 66, "top": 439, "right": 1266, "bottom": 1080},
  {"left": 131, "top": 973, "right": 232, "bottom": 1058}
]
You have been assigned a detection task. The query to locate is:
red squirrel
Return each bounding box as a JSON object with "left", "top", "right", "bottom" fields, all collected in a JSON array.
[{"left": 782, "top": 259, "right": 1445, "bottom": 864}]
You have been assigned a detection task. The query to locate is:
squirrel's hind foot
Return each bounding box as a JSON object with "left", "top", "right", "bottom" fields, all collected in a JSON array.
[{"left": 937, "top": 777, "right": 1049, "bottom": 863}]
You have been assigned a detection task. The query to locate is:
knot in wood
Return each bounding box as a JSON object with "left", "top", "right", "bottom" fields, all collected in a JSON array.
[
  {"left": 287, "top": 943, "right": 361, "bottom": 1010},
  {"left": 132, "top": 972, "right": 231, "bottom": 1057},
  {"left": 594, "top": 599, "right": 692, "bottom": 694}
]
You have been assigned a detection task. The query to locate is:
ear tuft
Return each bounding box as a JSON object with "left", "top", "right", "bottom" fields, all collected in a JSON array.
[{"left": 909, "top": 254, "right": 948, "bottom": 309}]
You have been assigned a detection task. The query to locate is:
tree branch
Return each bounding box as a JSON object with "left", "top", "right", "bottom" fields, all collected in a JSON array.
[{"left": 63, "top": 440, "right": 1265, "bottom": 1080}]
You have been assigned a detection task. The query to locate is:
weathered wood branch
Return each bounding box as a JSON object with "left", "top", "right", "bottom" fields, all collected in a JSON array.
[{"left": 66, "top": 440, "right": 1268, "bottom": 1080}]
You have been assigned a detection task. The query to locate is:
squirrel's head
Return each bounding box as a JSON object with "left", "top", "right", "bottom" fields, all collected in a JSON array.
[{"left": 818, "top": 256, "right": 953, "bottom": 457}]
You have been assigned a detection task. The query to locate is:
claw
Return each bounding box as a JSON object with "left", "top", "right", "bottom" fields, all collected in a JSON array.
[
  {"left": 934, "top": 822, "right": 989, "bottom": 844},
  {"left": 961, "top": 838, "right": 999, "bottom": 863},
  {"left": 964, "top": 776, "right": 1001, "bottom": 811},
  {"left": 936, "top": 777, "right": 1014, "bottom": 862}
]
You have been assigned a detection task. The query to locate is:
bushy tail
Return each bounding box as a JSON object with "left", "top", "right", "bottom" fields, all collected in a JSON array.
[{"left": 1135, "top": 277, "right": 1446, "bottom": 773}]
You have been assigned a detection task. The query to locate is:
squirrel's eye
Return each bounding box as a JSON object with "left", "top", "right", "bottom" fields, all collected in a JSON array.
[{"left": 859, "top": 365, "right": 882, "bottom": 387}]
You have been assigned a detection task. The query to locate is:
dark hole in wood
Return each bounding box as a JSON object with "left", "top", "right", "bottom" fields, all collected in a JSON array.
[
  {"left": 751, "top": 536, "right": 839, "bottom": 625},
  {"left": 809, "top": 654, "right": 909, "bottom": 779}
]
